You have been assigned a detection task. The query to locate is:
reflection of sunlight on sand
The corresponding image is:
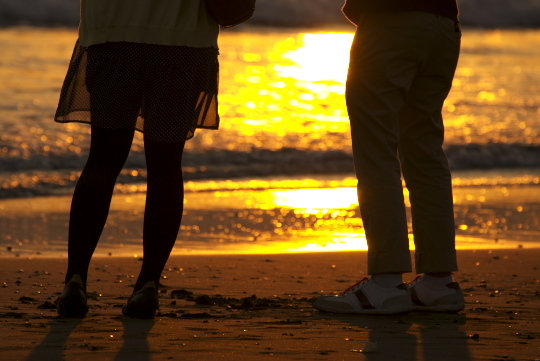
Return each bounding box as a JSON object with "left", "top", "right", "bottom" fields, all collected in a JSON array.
[
  {"left": 172, "top": 234, "right": 536, "bottom": 255},
  {"left": 271, "top": 188, "right": 358, "bottom": 212},
  {"left": 3, "top": 181, "right": 540, "bottom": 257},
  {"left": 287, "top": 232, "right": 368, "bottom": 252},
  {"left": 170, "top": 231, "right": 370, "bottom": 255}
]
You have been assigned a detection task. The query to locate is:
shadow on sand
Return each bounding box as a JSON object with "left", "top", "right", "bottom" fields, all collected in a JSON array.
[
  {"left": 24, "top": 315, "right": 156, "bottom": 361},
  {"left": 314, "top": 312, "right": 472, "bottom": 361},
  {"left": 113, "top": 317, "right": 156, "bottom": 361},
  {"left": 25, "top": 318, "right": 83, "bottom": 361}
]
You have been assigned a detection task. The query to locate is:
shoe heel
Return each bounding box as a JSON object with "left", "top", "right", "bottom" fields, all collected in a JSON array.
[
  {"left": 58, "top": 301, "right": 88, "bottom": 318},
  {"left": 56, "top": 282, "right": 88, "bottom": 318},
  {"left": 122, "top": 287, "right": 159, "bottom": 319}
]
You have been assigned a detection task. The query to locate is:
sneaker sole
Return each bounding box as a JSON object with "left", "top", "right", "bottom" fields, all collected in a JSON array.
[
  {"left": 410, "top": 282, "right": 465, "bottom": 313},
  {"left": 412, "top": 303, "right": 465, "bottom": 312}
]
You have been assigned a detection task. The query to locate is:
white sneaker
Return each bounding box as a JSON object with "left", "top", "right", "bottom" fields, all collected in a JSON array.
[
  {"left": 409, "top": 276, "right": 465, "bottom": 312},
  {"left": 312, "top": 277, "right": 412, "bottom": 315}
]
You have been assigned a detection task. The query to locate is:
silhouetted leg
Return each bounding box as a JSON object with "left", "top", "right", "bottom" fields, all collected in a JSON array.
[
  {"left": 398, "top": 15, "right": 461, "bottom": 274},
  {"left": 347, "top": 13, "right": 425, "bottom": 275},
  {"left": 133, "top": 136, "right": 186, "bottom": 292},
  {"left": 64, "top": 42, "right": 143, "bottom": 288},
  {"left": 65, "top": 126, "right": 135, "bottom": 287}
]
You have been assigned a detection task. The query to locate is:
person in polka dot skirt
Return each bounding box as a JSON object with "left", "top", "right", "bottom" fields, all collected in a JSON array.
[{"left": 54, "top": 0, "right": 223, "bottom": 319}]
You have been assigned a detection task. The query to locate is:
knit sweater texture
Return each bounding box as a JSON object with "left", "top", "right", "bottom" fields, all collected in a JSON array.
[{"left": 79, "top": 0, "right": 219, "bottom": 48}]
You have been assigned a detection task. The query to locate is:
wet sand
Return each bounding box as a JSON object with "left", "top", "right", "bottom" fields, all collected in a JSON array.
[
  {"left": 1, "top": 180, "right": 539, "bottom": 360},
  {"left": 2, "top": 179, "right": 540, "bottom": 258},
  {"left": 0, "top": 250, "right": 539, "bottom": 361}
]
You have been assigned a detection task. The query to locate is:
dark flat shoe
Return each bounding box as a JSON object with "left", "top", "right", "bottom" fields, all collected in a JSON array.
[
  {"left": 56, "top": 282, "right": 88, "bottom": 318},
  {"left": 122, "top": 287, "right": 159, "bottom": 319}
]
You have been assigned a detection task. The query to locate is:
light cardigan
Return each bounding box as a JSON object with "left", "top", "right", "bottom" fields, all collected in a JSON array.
[{"left": 79, "top": 0, "right": 219, "bottom": 48}]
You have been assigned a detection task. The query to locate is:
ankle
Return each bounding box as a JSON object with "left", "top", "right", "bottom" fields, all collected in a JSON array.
[
  {"left": 134, "top": 279, "right": 158, "bottom": 293},
  {"left": 372, "top": 273, "right": 404, "bottom": 288},
  {"left": 66, "top": 274, "right": 85, "bottom": 288},
  {"left": 141, "top": 281, "right": 157, "bottom": 290},
  {"left": 423, "top": 272, "right": 454, "bottom": 286},
  {"left": 426, "top": 272, "right": 452, "bottom": 278}
]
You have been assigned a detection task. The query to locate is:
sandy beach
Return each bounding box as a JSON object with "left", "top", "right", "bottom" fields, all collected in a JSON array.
[
  {"left": 0, "top": 22, "right": 540, "bottom": 361},
  {"left": 1, "top": 176, "right": 540, "bottom": 360},
  {"left": 0, "top": 250, "right": 538, "bottom": 360}
]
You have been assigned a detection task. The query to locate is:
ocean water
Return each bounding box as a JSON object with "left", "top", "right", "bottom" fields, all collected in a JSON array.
[
  {"left": 0, "top": 26, "right": 539, "bottom": 256},
  {"left": 1, "top": 27, "right": 540, "bottom": 198},
  {"left": 1, "top": 0, "right": 540, "bottom": 27}
]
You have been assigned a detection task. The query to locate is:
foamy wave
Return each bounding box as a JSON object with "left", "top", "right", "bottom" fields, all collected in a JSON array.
[
  {"left": 1, "top": 0, "right": 540, "bottom": 28},
  {"left": 2, "top": 142, "right": 539, "bottom": 173},
  {"left": 446, "top": 143, "right": 540, "bottom": 169},
  {"left": 1, "top": 143, "right": 540, "bottom": 199}
]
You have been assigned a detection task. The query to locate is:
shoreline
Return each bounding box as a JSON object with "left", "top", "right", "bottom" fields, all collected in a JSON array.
[
  {"left": 1, "top": 173, "right": 540, "bottom": 259},
  {"left": 1, "top": 250, "right": 539, "bottom": 360}
]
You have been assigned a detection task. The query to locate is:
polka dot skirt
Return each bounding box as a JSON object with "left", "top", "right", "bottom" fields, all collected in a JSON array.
[{"left": 55, "top": 41, "right": 220, "bottom": 142}]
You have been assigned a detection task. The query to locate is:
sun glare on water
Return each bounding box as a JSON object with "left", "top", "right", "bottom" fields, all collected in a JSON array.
[
  {"left": 207, "top": 31, "right": 354, "bottom": 153},
  {"left": 277, "top": 33, "right": 353, "bottom": 84}
]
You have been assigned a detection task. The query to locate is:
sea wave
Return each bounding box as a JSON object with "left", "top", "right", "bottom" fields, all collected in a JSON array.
[
  {"left": 3, "top": 142, "right": 540, "bottom": 174},
  {"left": 1, "top": 0, "right": 540, "bottom": 28},
  {"left": 1, "top": 143, "right": 540, "bottom": 199}
]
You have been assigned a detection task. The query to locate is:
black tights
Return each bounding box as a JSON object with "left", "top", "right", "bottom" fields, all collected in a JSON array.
[{"left": 65, "top": 126, "right": 185, "bottom": 292}]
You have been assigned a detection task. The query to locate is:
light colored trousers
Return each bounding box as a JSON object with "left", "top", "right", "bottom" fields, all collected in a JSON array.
[{"left": 346, "top": 11, "right": 461, "bottom": 274}]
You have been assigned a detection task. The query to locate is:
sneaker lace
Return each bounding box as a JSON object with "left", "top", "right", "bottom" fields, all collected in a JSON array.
[
  {"left": 342, "top": 277, "right": 370, "bottom": 296},
  {"left": 409, "top": 275, "right": 423, "bottom": 286}
]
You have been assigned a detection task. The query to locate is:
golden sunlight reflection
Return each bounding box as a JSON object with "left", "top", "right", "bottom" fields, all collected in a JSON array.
[
  {"left": 3, "top": 29, "right": 540, "bottom": 257},
  {"left": 271, "top": 188, "right": 358, "bottom": 211},
  {"left": 277, "top": 33, "right": 353, "bottom": 83},
  {"left": 288, "top": 233, "right": 368, "bottom": 252}
]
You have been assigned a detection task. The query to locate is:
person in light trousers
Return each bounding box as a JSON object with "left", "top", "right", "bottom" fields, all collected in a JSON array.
[{"left": 314, "top": 0, "right": 466, "bottom": 314}]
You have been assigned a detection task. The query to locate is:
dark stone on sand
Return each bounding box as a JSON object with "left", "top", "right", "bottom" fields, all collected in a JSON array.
[
  {"left": 195, "top": 295, "right": 214, "bottom": 305},
  {"left": 276, "top": 319, "right": 303, "bottom": 325},
  {"left": 241, "top": 298, "right": 254, "bottom": 308},
  {"left": 0, "top": 312, "right": 26, "bottom": 318},
  {"left": 170, "top": 289, "right": 194, "bottom": 299},
  {"left": 18, "top": 296, "right": 37, "bottom": 303},
  {"left": 157, "top": 312, "right": 179, "bottom": 318},
  {"left": 37, "top": 301, "right": 56, "bottom": 309},
  {"left": 180, "top": 312, "right": 213, "bottom": 319}
]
